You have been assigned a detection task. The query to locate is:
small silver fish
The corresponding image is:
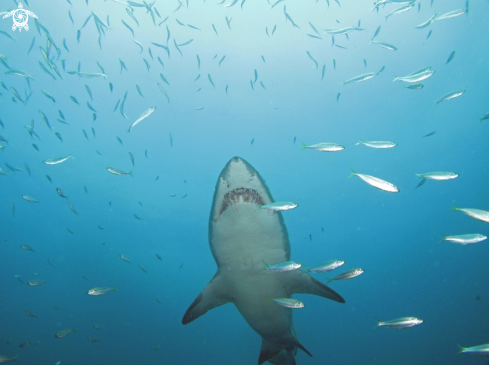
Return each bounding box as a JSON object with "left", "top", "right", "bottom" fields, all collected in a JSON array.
[
  {"left": 87, "top": 286, "right": 117, "bottom": 295},
  {"left": 324, "top": 26, "right": 363, "bottom": 35},
  {"left": 348, "top": 169, "right": 399, "bottom": 193},
  {"left": 271, "top": 297, "right": 305, "bottom": 309},
  {"left": 27, "top": 280, "right": 47, "bottom": 286},
  {"left": 384, "top": 2, "right": 415, "bottom": 20},
  {"left": 5, "top": 68, "right": 35, "bottom": 79},
  {"left": 356, "top": 140, "right": 396, "bottom": 149},
  {"left": 342, "top": 72, "right": 377, "bottom": 85},
  {"left": 304, "top": 260, "right": 345, "bottom": 273},
  {"left": 264, "top": 261, "right": 302, "bottom": 272},
  {"left": 415, "top": 14, "right": 437, "bottom": 28},
  {"left": 23, "top": 195, "right": 39, "bottom": 203},
  {"left": 55, "top": 327, "right": 76, "bottom": 338},
  {"left": 120, "top": 254, "right": 131, "bottom": 263},
  {"left": 69, "top": 203, "right": 79, "bottom": 215},
  {"left": 370, "top": 41, "right": 397, "bottom": 51},
  {"left": 433, "top": 8, "right": 466, "bottom": 21},
  {"left": 458, "top": 343, "right": 489, "bottom": 356},
  {"left": 107, "top": 167, "right": 133, "bottom": 176},
  {"left": 416, "top": 172, "right": 458, "bottom": 180},
  {"left": 435, "top": 90, "right": 465, "bottom": 104},
  {"left": 440, "top": 234, "right": 487, "bottom": 245},
  {"left": 327, "top": 268, "right": 364, "bottom": 283},
  {"left": 300, "top": 142, "right": 344, "bottom": 152},
  {"left": 43, "top": 155, "right": 73, "bottom": 165},
  {"left": 128, "top": 106, "right": 156, "bottom": 132},
  {"left": 256, "top": 202, "right": 298, "bottom": 212},
  {"left": 394, "top": 68, "right": 435, "bottom": 83},
  {"left": 375, "top": 317, "right": 423, "bottom": 329},
  {"left": 450, "top": 205, "right": 489, "bottom": 223}
]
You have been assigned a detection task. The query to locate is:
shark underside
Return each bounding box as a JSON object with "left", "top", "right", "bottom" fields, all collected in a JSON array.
[{"left": 182, "top": 157, "right": 345, "bottom": 364}]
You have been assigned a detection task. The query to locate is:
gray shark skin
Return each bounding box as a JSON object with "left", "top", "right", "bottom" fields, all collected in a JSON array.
[{"left": 182, "top": 157, "right": 345, "bottom": 365}]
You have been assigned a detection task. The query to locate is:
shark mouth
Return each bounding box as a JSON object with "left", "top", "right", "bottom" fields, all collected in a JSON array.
[{"left": 220, "top": 188, "right": 265, "bottom": 216}]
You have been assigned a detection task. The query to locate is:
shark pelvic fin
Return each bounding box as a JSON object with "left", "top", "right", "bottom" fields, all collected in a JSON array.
[
  {"left": 287, "top": 271, "right": 345, "bottom": 303},
  {"left": 268, "top": 347, "right": 297, "bottom": 365},
  {"left": 182, "top": 272, "right": 231, "bottom": 325},
  {"left": 258, "top": 335, "right": 311, "bottom": 365}
]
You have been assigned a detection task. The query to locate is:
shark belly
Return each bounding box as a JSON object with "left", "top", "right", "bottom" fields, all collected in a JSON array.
[{"left": 183, "top": 157, "right": 345, "bottom": 365}]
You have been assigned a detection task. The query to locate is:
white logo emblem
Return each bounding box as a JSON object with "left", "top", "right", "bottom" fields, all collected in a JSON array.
[{"left": 2, "top": 3, "right": 38, "bottom": 32}]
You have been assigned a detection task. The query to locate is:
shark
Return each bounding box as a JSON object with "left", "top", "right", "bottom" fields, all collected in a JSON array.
[{"left": 182, "top": 157, "right": 345, "bottom": 364}]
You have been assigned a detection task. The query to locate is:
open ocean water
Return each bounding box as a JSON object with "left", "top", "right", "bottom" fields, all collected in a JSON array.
[{"left": 1, "top": 0, "right": 488, "bottom": 364}]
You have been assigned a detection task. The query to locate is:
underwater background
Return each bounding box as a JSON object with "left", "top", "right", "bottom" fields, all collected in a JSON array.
[{"left": 1, "top": 0, "right": 488, "bottom": 364}]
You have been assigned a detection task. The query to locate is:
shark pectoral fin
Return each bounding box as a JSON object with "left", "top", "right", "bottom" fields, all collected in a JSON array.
[
  {"left": 287, "top": 272, "right": 345, "bottom": 303},
  {"left": 259, "top": 336, "right": 311, "bottom": 365},
  {"left": 182, "top": 272, "right": 231, "bottom": 325}
]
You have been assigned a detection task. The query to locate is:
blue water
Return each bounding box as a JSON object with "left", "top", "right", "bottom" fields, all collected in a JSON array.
[{"left": 1, "top": 0, "right": 488, "bottom": 363}]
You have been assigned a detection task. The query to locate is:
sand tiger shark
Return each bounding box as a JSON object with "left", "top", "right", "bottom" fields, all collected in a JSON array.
[{"left": 182, "top": 157, "right": 345, "bottom": 364}]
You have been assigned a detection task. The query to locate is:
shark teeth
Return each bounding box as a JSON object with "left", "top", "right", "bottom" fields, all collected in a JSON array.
[{"left": 220, "top": 188, "right": 265, "bottom": 216}]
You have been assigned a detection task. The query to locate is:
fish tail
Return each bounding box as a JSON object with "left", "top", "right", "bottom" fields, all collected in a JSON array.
[
  {"left": 268, "top": 294, "right": 273, "bottom": 303},
  {"left": 373, "top": 317, "right": 381, "bottom": 330},
  {"left": 129, "top": 171, "right": 134, "bottom": 177},
  {"left": 480, "top": 118, "right": 483, "bottom": 122},
  {"left": 113, "top": 286, "right": 118, "bottom": 292},
  {"left": 347, "top": 168, "right": 356, "bottom": 179},
  {"left": 262, "top": 260, "right": 269, "bottom": 271},
  {"left": 326, "top": 278, "right": 333, "bottom": 284},
  {"left": 355, "top": 141, "right": 362, "bottom": 145},
  {"left": 457, "top": 345, "right": 465, "bottom": 355},
  {"left": 72, "top": 327, "right": 77, "bottom": 333},
  {"left": 299, "top": 142, "right": 307, "bottom": 151},
  {"left": 449, "top": 204, "right": 458, "bottom": 212},
  {"left": 438, "top": 235, "right": 446, "bottom": 244}
]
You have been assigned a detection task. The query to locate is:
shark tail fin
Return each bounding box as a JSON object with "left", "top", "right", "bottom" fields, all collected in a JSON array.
[{"left": 258, "top": 336, "right": 311, "bottom": 365}]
